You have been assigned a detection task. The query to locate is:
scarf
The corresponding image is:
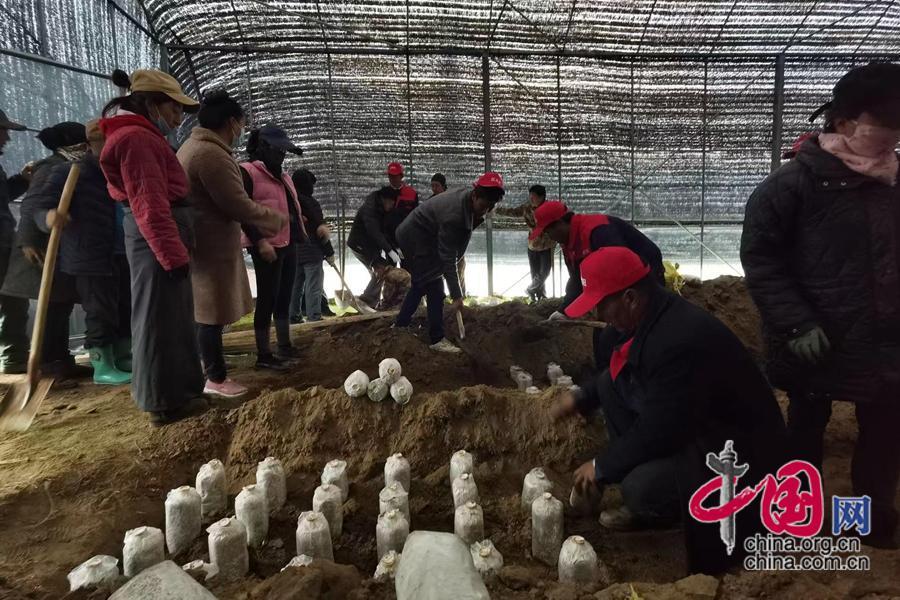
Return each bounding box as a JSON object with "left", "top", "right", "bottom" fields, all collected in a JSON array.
[
  {"left": 819, "top": 133, "right": 898, "bottom": 186},
  {"left": 609, "top": 337, "right": 635, "bottom": 381},
  {"left": 56, "top": 143, "right": 89, "bottom": 162}
]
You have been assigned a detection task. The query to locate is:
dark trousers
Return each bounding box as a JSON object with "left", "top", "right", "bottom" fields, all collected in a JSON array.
[
  {"left": 527, "top": 248, "right": 552, "bottom": 298},
  {"left": 74, "top": 255, "right": 131, "bottom": 348},
  {"left": 395, "top": 278, "right": 446, "bottom": 344},
  {"left": 598, "top": 372, "right": 680, "bottom": 521},
  {"left": 250, "top": 243, "right": 297, "bottom": 354},
  {"left": 0, "top": 293, "right": 28, "bottom": 366},
  {"left": 352, "top": 248, "right": 384, "bottom": 306},
  {"left": 788, "top": 391, "right": 900, "bottom": 541},
  {"left": 196, "top": 323, "right": 226, "bottom": 383},
  {"left": 42, "top": 301, "right": 75, "bottom": 365}
]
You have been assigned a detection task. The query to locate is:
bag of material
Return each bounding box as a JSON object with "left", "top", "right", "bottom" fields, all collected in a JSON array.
[
  {"left": 296, "top": 510, "right": 334, "bottom": 560},
  {"left": 531, "top": 492, "right": 564, "bottom": 567},
  {"left": 313, "top": 483, "right": 344, "bottom": 540},
  {"left": 515, "top": 371, "right": 533, "bottom": 391},
  {"left": 452, "top": 473, "right": 480, "bottom": 508},
  {"left": 558, "top": 535, "right": 599, "bottom": 584},
  {"left": 395, "top": 531, "right": 490, "bottom": 600},
  {"left": 195, "top": 459, "right": 227, "bottom": 522},
  {"left": 321, "top": 459, "right": 349, "bottom": 502},
  {"left": 376, "top": 509, "right": 410, "bottom": 559},
  {"left": 509, "top": 365, "right": 524, "bottom": 383},
  {"left": 165, "top": 486, "right": 201, "bottom": 556},
  {"left": 521, "top": 468, "right": 554, "bottom": 511},
  {"left": 547, "top": 363, "right": 564, "bottom": 386},
  {"left": 373, "top": 550, "right": 401, "bottom": 583},
  {"left": 182, "top": 560, "right": 219, "bottom": 583},
  {"left": 470, "top": 540, "right": 503, "bottom": 583},
  {"left": 378, "top": 358, "right": 403, "bottom": 384},
  {"left": 367, "top": 377, "right": 390, "bottom": 402},
  {"left": 207, "top": 517, "right": 249, "bottom": 581},
  {"left": 344, "top": 369, "right": 370, "bottom": 398},
  {"left": 525, "top": 386, "right": 540, "bottom": 395},
  {"left": 390, "top": 376, "right": 413, "bottom": 405},
  {"left": 235, "top": 484, "right": 269, "bottom": 547},
  {"left": 385, "top": 452, "right": 411, "bottom": 491},
  {"left": 123, "top": 526, "right": 165, "bottom": 578},
  {"left": 454, "top": 502, "right": 484, "bottom": 545},
  {"left": 555, "top": 375, "right": 574, "bottom": 389},
  {"left": 257, "top": 456, "right": 287, "bottom": 514},
  {"left": 68, "top": 555, "right": 119, "bottom": 591},
  {"left": 282, "top": 554, "right": 314, "bottom": 571},
  {"left": 379, "top": 481, "right": 411, "bottom": 525},
  {"left": 449, "top": 449, "right": 474, "bottom": 481}
]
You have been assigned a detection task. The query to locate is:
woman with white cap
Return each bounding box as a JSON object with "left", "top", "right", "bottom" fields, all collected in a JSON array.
[{"left": 98, "top": 68, "right": 205, "bottom": 426}]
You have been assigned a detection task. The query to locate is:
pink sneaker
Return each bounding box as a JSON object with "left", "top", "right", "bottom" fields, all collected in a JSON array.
[{"left": 203, "top": 378, "right": 249, "bottom": 399}]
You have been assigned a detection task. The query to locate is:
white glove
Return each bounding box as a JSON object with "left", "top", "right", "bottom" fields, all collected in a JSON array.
[
  {"left": 396, "top": 248, "right": 405, "bottom": 260},
  {"left": 387, "top": 250, "right": 401, "bottom": 264},
  {"left": 547, "top": 310, "right": 567, "bottom": 322}
]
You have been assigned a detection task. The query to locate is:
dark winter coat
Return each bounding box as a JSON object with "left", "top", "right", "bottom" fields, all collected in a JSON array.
[
  {"left": 347, "top": 190, "right": 395, "bottom": 263},
  {"left": 293, "top": 171, "right": 334, "bottom": 265},
  {"left": 0, "top": 165, "right": 28, "bottom": 251},
  {"left": 0, "top": 155, "right": 77, "bottom": 302},
  {"left": 741, "top": 136, "right": 900, "bottom": 403},
  {"left": 577, "top": 287, "right": 787, "bottom": 574},
  {"left": 395, "top": 186, "right": 478, "bottom": 300},
  {"left": 28, "top": 154, "right": 123, "bottom": 277},
  {"left": 560, "top": 215, "right": 665, "bottom": 310}
]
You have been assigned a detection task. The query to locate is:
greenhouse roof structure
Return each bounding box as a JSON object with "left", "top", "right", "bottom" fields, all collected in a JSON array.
[{"left": 3, "top": 0, "right": 900, "bottom": 281}]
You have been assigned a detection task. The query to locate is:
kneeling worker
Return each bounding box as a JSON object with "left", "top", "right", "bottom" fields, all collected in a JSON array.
[
  {"left": 393, "top": 172, "right": 505, "bottom": 353},
  {"left": 553, "top": 247, "right": 786, "bottom": 574}
]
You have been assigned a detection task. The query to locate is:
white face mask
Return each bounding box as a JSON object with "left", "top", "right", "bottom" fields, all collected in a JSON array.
[{"left": 846, "top": 121, "right": 900, "bottom": 158}]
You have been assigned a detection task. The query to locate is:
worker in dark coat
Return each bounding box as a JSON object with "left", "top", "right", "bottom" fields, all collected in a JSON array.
[
  {"left": 741, "top": 62, "right": 900, "bottom": 548},
  {"left": 393, "top": 172, "right": 505, "bottom": 353},
  {"left": 0, "top": 108, "right": 30, "bottom": 374},
  {"left": 290, "top": 168, "right": 335, "bottom": 323},
  {"left": 532, "top": 201, "right": 665, "bottom": 367},
  {"left": 1, "top": 121, "right": 88, "bottom": 382},
  {"left": 347, "top": 186, "right": 401, "bottom": 309},
  {"left": 554, "top": 247, "right": 787, "bottom": 575}
]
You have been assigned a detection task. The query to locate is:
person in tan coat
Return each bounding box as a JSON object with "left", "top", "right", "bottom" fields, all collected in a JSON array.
[{"left": 177, "top": 90, "right": 284, "bottom": 398}]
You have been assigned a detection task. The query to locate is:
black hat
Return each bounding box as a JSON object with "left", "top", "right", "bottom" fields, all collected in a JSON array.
[
  {"left": 37, "top": 122, "right": 87, "bottom": 150},
  {"left": 258, "top": 125, "right": 303, "bottom": 155},
  {"left": 810, "top": 62, "right": 900, "bottom": 124},
  {"left": 0, "top": 108, "right": 26, "bottom": 131}
]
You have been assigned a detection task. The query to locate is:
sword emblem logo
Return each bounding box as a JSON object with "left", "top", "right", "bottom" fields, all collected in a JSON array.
[{"left": 704, "top": 440, "right": 749, "bottom": 555}]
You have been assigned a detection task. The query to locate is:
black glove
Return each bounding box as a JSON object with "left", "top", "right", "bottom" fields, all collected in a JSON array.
[
  {"left": 166, "top": 264, "right": 190, "bottom": 281},
  {"left": 787, "top": 326, "right": 831, "bottom": 364}
]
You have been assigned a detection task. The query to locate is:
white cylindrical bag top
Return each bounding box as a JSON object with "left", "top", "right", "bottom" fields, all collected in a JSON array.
[
  {"left": 296, "top": 510, "right": 334, "bottom": 561},
  {"left": 367, "top": 377, "right": 390, "bottom": 402},
  {"left": 470, "top": 540, "right": 504, "bottom": 583},
  {"left": 235, "top": 484, "right": 269, "bottom": 548},
  {"left": 195, "top": 459, "right": 227, "bottom": 522},
  {"left": 452, "top": 473, "right": 480, "bottom": 508},
  {"left": 547, "top": 362, "right": 565, "bottom": 386},
  {"left": 165, "top": 485, "right": 202, "bottom": 556},
  {"left": 521, "top": 467, "right": 554, "bottom": 511},
  {"left": 379, "top": 482, "right": 411, "bottom": 525},
  {"left": 454, "top": 501, "right": 484, "bottom": 545},
  {"left": 344, "top": 369, "right": 370, "bottom": 398},
  {"left": 67, "top": 555, "right": 119, "bottom": 591},
  {"left": 449, "top": 449, "right": 474, "bottom": 482},
  {"left": 384, "top": 452, "right": 411, "bottom": 492},
  {"left": 373, "top": 550, "right": 401, "bottom": 583},
  {"left": 256, "top": 456, "right": 287, "bottom": 514},
  {"left": 123, "top": 526, "right": 164, "bottom": 578},
  {"left": 321, "top": 459, "right": 349, "bottom": 502},
  {"left": 532, "top": 492, "right": 565, "bottom": 567},
  {"left": 390, "top": 376, "right": 413, "bottom": 405},
  {"left": 378, "top": 358, "right": 402, "bottom": 384},
  {"left": 207, "top": 517, "right": 249, "bottom": 581},
  {"left": 313, "top": 483, "right": 344, "bottom": 540},
  {"left": 558, "top": 535, "right": 599, "bottom": 584},
  {"left": 516, "top": 371, "right": 533, "bottom": 391},
  {"left": 376, "top": 509, "right": 409, "bottom": 560}
]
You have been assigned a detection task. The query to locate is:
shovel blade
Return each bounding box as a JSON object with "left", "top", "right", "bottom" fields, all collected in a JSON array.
[{"left": 0, "top": 377, "right": 54, "bottom": 432}]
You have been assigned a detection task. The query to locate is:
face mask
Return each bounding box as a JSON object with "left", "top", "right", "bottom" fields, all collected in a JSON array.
[{"left": 846, "top": 122, "right": 900, "bottom": 158}]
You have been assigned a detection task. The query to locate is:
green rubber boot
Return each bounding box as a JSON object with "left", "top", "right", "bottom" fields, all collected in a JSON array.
[
  {"left": 113, "top": 337, "right": 132, "bottom": 372},
  {"left": 90, "top": 345, "right": 132, "bottom": 385}
]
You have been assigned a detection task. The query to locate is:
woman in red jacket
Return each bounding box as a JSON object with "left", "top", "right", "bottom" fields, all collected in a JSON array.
[{"left": 98, "top": 69, "right": 205, "bottom": 426}]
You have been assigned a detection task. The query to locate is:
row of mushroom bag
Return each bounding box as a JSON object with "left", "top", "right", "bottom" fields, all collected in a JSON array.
[{"left": 345, "top": 358, "right": 413, "bottom": 404}]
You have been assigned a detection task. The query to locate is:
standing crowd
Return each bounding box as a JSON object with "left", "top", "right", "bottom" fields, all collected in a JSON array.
[{"left": 0, "top": 62, "right": 897, "bottom": 566}]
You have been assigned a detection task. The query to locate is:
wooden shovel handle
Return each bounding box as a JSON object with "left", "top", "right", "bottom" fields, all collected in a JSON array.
[{"left": 26, "top": 164, "right": 80, "bottom": 382}]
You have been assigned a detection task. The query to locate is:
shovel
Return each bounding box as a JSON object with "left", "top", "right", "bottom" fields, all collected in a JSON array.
[
  {"left": 329, "top": 262, "right": 376, "bottom": 315},
  {"left": 0, "top": 164, "right": 80, "bottom": 431},
  {"left": 456, "top": 311, "right": 466, "bottom": 340}
]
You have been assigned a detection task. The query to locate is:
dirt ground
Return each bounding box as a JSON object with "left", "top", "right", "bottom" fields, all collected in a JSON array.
[{"left": 0, "top": 277, "right": 898, "bottom": 600}]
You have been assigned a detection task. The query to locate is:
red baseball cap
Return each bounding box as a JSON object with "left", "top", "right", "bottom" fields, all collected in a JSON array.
[
  {"left": 386, "top": 162, "right": 404, "bottom": 176},
  {"left": 529, "top": 201, "right": 568, "bottom": 240},
  {"left": 564, "top": 247, "right": 651, "bottom": 318},
  {"left": 474, "top": 171, "right": 504, "bottom": 189}
]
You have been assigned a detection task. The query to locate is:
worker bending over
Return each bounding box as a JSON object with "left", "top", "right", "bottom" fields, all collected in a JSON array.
[{"left": 553, "top": 247, "right": 786, "bottom": 574}]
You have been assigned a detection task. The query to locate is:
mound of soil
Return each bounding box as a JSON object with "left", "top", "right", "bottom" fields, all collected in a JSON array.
[{"left": 681, "top": 276, "right": 762, "bottom": 359}]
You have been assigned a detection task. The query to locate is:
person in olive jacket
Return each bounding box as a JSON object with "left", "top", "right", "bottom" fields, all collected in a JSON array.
[{"left": 741, "top": 62, "right": 900, "bottom": 548}]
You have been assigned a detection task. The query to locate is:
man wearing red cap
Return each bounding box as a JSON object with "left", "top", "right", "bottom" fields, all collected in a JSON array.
[
  {"left": 393, "top": 172, "right": 505, "bottom": 352},
  {"left": 553, "top": 247, "right": 786, "bottom": 574},
  {"left": 384, "top": 162, "right": 419, "bottom": 259},
  {"left": 532, "top": 201, "right": 664, "bottom": 366}
]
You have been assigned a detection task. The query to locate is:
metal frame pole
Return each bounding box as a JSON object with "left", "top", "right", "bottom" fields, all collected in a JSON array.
[
  {"left": 771, "top": 53, "right": 785, "bottom": 173},
  {"left": 700, "top": 59, "right": 708, "bottom": 279},
  {"left": 482, "top": 52, "right": 494, "bottom": 297},
  {"left": 553, "top": 55, "right": 563, "bottom": 298},
  {"left": 629, "top": 59, "right": 636, "bottom": 223}
]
